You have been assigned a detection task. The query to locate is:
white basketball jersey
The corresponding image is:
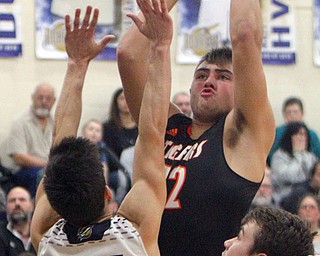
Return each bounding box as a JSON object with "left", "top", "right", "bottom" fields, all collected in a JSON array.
[{"left": 38, "top": 216, "right": 148, "bottom": 256}]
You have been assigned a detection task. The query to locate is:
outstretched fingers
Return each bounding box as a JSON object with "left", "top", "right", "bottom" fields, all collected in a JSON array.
[
  {"left": 81, "top": 6, "right": 92, "bottom": 29},
  {"left": 73, "top": 8, "right": 81, "bottom": 31},
  {"left": 151, "top": 0, "right": 160, "bottom": 13},
  {"left": 88, "top": 8, "right": 99, "bottom": 33},
  {"left": 98, "top": 34, "right": 116, "bottom": 48},
  {"left": 126, "top": 12, "right": 144, "bottom": 30},
  {"left": 65, "top": 14, "right": 71, "bottom": 33},
  {"left": 159, "top": 0, "right": 168, "bottom": 15},
  {"left": 67, "top": 6, "right": 98, "bottom": 33},
  {"left": 136, "top": 0, "right": 151, "bottom": 17}
]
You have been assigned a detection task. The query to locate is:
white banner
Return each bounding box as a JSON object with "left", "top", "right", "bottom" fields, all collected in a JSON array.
[
  {"left": 176, "top": 0, "right": 296, "bottom": 65},
  {"left": 0, "top": 0, "right": 22, "bottom": 57},
  {"left": 314, "top": 0, "right": 320, "bottom": 66},
  {"left": 35, "top": 0, "right": 138, "bottom": 60},
  {"left": 176, "top": 0, "right": 230, "bottom": 64}
]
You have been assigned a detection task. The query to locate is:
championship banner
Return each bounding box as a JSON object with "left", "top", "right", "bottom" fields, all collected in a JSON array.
[
  {"left": 35, "top": 0, "right": 138, "bottom": 60},
  {"left": 313, "top": 0, "right": 320, "bottom": 66},
  {"left": 0, "top": 0, "right": 22, "bottom": 57},
  {"left": 176, "top": 0, "right": 296, "bottom": 65}
]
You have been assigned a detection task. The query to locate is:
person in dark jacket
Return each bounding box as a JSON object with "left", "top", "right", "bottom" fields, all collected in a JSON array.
[{"left": 0, "top": 186, "right": 36, "bottom": 256}]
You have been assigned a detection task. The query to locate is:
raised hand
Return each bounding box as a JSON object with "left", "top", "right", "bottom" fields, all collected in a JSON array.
[
  {"left": 292, "top": 131, "right": 308, "bottom": 152},
  {"left": 65, "top": 6, "right": 115, "bottom": 63},
  {"left": 127, "top": 0, "right": 173, "bottom": 45}
]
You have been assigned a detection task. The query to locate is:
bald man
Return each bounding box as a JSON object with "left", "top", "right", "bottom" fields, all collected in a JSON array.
[{"left": 7, "top": 83, "right": 56, "bottom": 197}]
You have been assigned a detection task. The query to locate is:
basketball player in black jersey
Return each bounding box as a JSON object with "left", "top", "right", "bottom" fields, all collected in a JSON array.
[
  {"left": 117, "top": 0, "right": 275, "bottom": 254},
  {"left": 31, "top": 2, "right": 173, "bottom": 255}
]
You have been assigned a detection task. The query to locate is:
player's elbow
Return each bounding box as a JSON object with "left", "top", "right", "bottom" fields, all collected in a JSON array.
[
  {"left": 117, "top": 41, "right": 135, "bottom": 64},
  {"left": 231, "top": 18, "right": 262, "bottom": 47}
]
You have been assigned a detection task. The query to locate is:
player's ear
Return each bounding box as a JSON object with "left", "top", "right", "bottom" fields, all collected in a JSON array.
[{"left": 104, "top": 186, "right": 113, "bottom": 200}]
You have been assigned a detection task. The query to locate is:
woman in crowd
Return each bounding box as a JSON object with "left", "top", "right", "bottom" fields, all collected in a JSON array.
[
  {"left": 271, "top": 121, "right": 318, "bottom": 205},
  {"left": 103, "top": 88, "right": 138, "bottom": 203}
]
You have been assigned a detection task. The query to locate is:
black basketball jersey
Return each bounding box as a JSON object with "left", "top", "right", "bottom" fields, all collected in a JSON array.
[{"left": 158, "top": 114, "right": 261, "bottom": 255}]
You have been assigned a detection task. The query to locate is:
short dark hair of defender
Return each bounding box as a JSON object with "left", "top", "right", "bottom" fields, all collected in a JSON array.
[
  {"left": 242, "top": 207, "right": 314, "bottom": 256},
  {"left": 44, "top": 137, "right": 106, "bottom": 227}
]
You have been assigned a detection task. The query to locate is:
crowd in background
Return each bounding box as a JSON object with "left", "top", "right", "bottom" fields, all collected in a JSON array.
[
  {"left": 1, "top": 87, "right": 320, "bottom": 255},
  {"left": 0, "top": 0, "right": 319, "bottom": 254}
]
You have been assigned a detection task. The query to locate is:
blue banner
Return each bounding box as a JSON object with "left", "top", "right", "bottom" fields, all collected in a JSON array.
[{"left": 0, "top": 0, "right": 22, "bottom": 57}]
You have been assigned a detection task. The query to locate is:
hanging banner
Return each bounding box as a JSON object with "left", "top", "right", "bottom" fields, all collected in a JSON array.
[
  {"left": 176, "top": 0, "right": 230, "bottom": 64},
  {"left": 0, "top": 0, "right": 22, "bottom": 57},
  {"left": 261, "top": 0, "right": 296, "bottom": 65},
  {"left": 314, "top": 0, "right": 320, "bottom": 66},
  {"left": 176, "top": 0, "right": 296, "bottom": 65},
  {"left": 35, "top": 0, "right": 137, "bottom": 60}
]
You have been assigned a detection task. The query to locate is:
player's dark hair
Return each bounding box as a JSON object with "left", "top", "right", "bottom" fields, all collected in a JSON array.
[{"left": 44, "top": 137, "right": 106, "bottom": 227}]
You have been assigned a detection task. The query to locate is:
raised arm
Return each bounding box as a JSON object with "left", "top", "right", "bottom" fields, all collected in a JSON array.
[
  {"left": 31, "top": 7, "right": 114, "bottom": 251},
  {"left": 224, "top": 0, "right": 275, "bottom": 180},
  {"left": 117, "top": 0, "right": 178, "bottom": 124},
  {"left": 117, "top": 0, "right": 172, "bottom": 255}
]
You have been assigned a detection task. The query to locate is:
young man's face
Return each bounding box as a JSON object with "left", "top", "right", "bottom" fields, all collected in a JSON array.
[
  {"left": 283, "top": 103, "right": 303, "bottom": 123},
  {"left": 222, "top": 222, "right": 261, "bottom": 256},
  {"left": 190, "top": 62, "right": 234, "bottom": 123}
]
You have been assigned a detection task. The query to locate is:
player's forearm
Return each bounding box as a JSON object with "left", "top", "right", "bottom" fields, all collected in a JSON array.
[
  {"left": 117, "top": 0, "right": 178, "bottom": 124},
  {"left": 53, "top": 61, "right": 88, "bottom": 146},
  {"left": 139, "top": 42, "right": 171, "bottom": 136},
  {"left": 230, "top": 0, "right": 263, "bottom": 46}
]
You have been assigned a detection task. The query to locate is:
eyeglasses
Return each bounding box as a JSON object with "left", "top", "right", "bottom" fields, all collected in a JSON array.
[{"left": 299, "top": 205, "right": 318, "bottom": 210}]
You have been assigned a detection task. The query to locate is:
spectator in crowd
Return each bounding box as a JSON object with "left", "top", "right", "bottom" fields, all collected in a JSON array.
[
  {"left": 82, "top": 119, "right": 109, "bottom": 182},
  {"left": 103, "top": 87, "right": 138, "bottom": 203},
  {"left": 82, "top": 119, "right": 119, "bottom": 214},
  {"left": 268, "top": 96, "right": 320, "bottom": 164},
  {"left": 6, "top": 83, "right": 56, "bottom": 197},
  {"left": 222, "top": 206, "right": 314, "bottom": 256},
  {"left": 297, "top": 194, "right": 320, "bottom": 254},
  {"left": 271, "top": 121, "right": 318, "bottom": 206},
  {"left": 0, "top": 186, "right": 36, "bottom": 255},
  {"left": 117, "top": 0, "right": 275, "bottom": 254},
  {"left": 31, "top": 4, "right": 171, "bottom": 255},
  {"left": 250, "top": 165, "right": 275, "bottom": 210},
  {"left": 281, "top": 161, "right": 320, "bottom": 214},
  {"left": 172, "top": 91, "right": 192, "bottom": 117}
]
